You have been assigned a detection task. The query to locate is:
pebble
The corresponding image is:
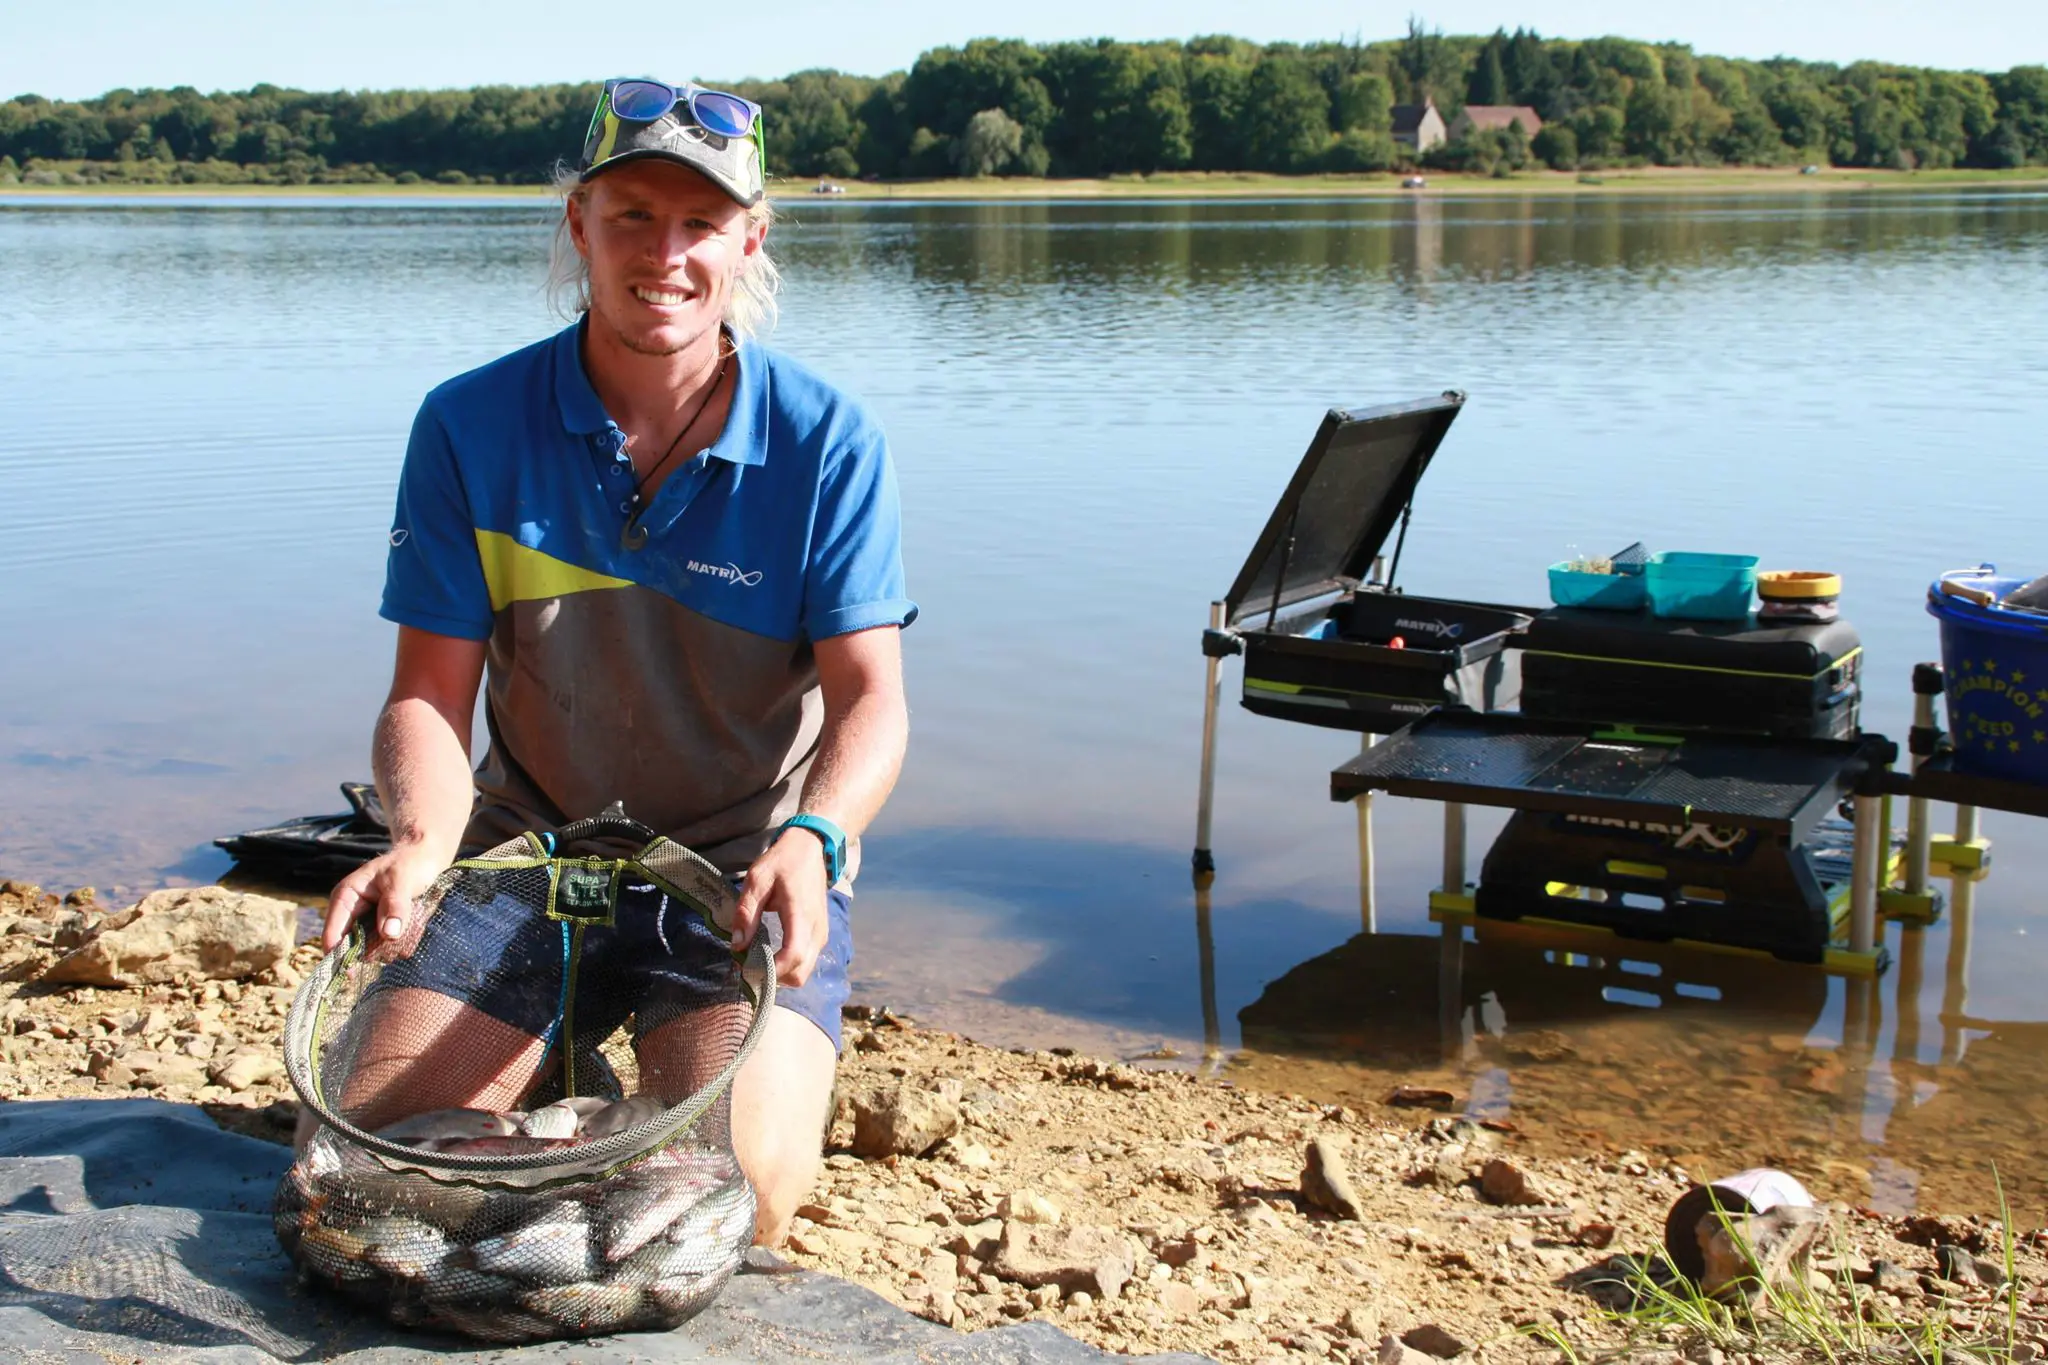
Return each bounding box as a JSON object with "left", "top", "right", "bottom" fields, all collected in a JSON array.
[{"left": 1000, "top": 1191, "right": 1061, "bottom": 1225}]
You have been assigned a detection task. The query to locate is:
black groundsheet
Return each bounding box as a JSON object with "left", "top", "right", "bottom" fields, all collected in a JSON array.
[{"left": 0, "top": 1099, "right": 1212, "bottom": 1364}]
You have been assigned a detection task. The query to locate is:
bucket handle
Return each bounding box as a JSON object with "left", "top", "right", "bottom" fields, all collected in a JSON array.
[{"left": 1937, "top": 565, "right": 1998, "bottom": 608}]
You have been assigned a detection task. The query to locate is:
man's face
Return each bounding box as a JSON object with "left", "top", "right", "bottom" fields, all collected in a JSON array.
[{"left": 568, "top": 159, "right": 764, "bottom": 358}]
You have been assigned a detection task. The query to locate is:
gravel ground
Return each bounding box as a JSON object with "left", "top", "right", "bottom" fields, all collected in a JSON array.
[{"left": 3, "top": 877, "right": 2045, "bottom": 1364}]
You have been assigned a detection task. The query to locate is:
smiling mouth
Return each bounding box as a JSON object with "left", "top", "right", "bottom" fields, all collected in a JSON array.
[{"left": 631, "top": 285, "right": 694, "bottom": 307}]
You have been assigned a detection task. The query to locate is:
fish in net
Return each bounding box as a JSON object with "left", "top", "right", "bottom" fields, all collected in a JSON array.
[{"left": 275, "top": 810, "right": 773, "bottom": 1343}]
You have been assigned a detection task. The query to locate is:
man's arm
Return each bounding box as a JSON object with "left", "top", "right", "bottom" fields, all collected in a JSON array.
[
  {"left": 733, "top": 624, "right": 908, "bottom": 984},
  {"left": 322, "top": 626, "right": 487, "bottom": 950}
]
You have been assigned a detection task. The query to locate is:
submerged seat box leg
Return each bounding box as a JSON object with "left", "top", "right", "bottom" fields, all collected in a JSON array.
[
  {"left": 1931, "top": 802, "right": 1991, "bottom": 880},
  {"left": 1849, "top": 793, "right": 1882, "bottom": 957},
  {"left": 1440, "top": 802, "right": 1468, "bottom": 904},
  {"left": 1194, "top": 601, "right": 1228, "bottom": 881},
  {"left": 1356, "top": 733, "right": 1379, "bottom": 932},
  {"left": 1884, "top": 665, "right": 1943, "bottom": 922}
]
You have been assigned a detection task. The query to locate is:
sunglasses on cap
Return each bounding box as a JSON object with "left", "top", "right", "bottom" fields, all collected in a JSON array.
[{"left": 599, "top": 78, "right": 761, "bottom": 140}]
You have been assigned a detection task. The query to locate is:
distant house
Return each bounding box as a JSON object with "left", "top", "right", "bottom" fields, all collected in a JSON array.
[
  {"left": 1451, "top": 105, "right": 1544, "bottom": 140},
  {"left": 1389, "top": 100, "right": 1448, "bottom": 154}
]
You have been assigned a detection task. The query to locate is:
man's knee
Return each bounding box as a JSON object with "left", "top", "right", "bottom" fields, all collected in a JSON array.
[{"left": 730, "top": 1007, "right": 837, "bottom": 1244}]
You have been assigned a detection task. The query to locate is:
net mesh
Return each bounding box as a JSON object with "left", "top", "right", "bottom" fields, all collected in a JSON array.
[{"left": 276, "top": 814, "right": 773, "bottom": 1343}]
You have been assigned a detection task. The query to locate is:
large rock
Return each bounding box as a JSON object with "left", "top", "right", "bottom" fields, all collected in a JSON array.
[
  {"left": 1699, "top": 1203, "right": 1827, "bottom": 1301},
  {"left": 1400, "top": 1323, "right": 1471, "bottom": 1359},
  {"left": 1301, "top": 1136, "right": 1366, "bottom": 1220},
  {"left": 209, "top": 1051, "right": 286, "bottom": 1093},
  {"left": 40, "top": 887, "right": 298, "bottom": 988},
  {"left": 850, "top": 1082, "right": 961, "bottom": 1158},
  {"left": 1480, "top": 1157, "right": 1553, "bottom": 1207},
  {"left": 987, "top": 1221, "right": 1134, "bottom": 1301}
]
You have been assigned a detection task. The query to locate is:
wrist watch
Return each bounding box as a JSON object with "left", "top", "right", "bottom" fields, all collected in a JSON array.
[{"left": 781, "top": 813, "right": 847, "bottom": 884}]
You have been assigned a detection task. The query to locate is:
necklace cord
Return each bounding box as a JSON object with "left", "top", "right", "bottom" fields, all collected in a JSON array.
[{"left": 625, "top": 345, "right": 732, "bottom": 518}]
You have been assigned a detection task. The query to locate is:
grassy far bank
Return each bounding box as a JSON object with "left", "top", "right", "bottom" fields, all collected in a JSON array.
[{"left": 7, "top": 164, "right": 2048, "bottom": 203}]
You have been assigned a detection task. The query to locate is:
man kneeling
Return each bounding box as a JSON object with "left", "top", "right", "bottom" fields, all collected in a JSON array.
[{"left": 316, "top": 76, "right": 914, "bottom": 1248}]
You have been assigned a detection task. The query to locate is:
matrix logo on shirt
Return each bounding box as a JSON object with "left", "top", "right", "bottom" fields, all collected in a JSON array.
[{"left": 687, "top": 559, "right": 764, "bottom": 588}]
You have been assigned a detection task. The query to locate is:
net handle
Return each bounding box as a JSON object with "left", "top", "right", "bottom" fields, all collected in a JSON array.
[
  {"left": 553, "top": 809, "right": 662, "bottom": 849},
  {"left": 282, "top": 923, "right": 777, "bottom": 1177}
]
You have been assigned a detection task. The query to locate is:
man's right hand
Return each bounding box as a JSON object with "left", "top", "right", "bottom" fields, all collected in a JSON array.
[{"left": 324, "top": 843, "right": 448, "bottom": 952}]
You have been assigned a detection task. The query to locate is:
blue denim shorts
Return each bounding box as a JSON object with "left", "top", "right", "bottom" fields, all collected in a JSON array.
[{"left": 375, "top": 875, "right": 853, "bottom": 1054}]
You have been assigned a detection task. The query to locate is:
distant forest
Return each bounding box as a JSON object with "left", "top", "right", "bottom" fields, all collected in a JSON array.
[{"left": 5, "top": 24, "right": 2048, "bottom": 186}]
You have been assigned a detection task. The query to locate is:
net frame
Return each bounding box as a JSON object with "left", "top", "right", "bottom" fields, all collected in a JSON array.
[{"left": 282, "top": 815, "right": 777, "bottom": 1184}]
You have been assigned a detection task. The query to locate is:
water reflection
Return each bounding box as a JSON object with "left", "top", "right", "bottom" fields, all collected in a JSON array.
[
  {"left": 1205, "top": 800, "right": 2043, "bottom": 1222},
  {"left": 807, "top": 192, "right": 2048, "bottom": 293}
]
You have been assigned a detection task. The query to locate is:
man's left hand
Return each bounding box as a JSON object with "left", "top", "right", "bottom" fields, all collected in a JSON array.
[{"left": 733, "top": 828, "right": 832, "bottom": 987}]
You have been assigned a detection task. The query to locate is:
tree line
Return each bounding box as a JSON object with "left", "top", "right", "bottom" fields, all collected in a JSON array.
[{"left": 5, "top": 25, "right": 2047, "bottom": 187}]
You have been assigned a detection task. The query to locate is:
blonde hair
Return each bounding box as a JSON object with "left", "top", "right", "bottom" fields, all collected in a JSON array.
[{"left": 545, "top": 163, "right": 781, "bottom": 336}]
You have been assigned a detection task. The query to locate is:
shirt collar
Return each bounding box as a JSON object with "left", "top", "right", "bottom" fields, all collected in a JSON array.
[{"left": 555, "top": 317, "right": 768, "bottom": 468}]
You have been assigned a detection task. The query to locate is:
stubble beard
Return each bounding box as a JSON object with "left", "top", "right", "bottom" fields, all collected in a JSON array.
[{"left": 595, "top": 277, "right": 725, "bottom": 360}]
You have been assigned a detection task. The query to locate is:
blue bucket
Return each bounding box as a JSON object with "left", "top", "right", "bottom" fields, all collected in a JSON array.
[{"left": 1927, "top": 566, "right": 2048, "bottom": 783}]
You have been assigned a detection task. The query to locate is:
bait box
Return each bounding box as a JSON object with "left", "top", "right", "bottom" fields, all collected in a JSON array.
[
  {"left": 1215, "top": 392, "right": 1536, "bottom": 734},
  {"left": 1517, "top": 608, "right": 1863, "bottom": 740}
]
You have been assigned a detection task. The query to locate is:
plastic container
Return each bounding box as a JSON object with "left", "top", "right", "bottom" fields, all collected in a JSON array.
[
  {"left": 1758, "top": 570, "right": 1841, "bottom": 623},
  {"left": 1548, "top": 561, "right": 1648, "bottom": 611},
  {"left": 1646, "top": 552, "right": 1759, "bottom": 621},
  {"left": 1927, "top": 565, "right": 2048, "bottom": 784}
]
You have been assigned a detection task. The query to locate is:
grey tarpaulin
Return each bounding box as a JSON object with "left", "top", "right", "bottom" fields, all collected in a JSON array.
[{"left": 0, "top": 1100, "right": 1215, "bottom": 1364}]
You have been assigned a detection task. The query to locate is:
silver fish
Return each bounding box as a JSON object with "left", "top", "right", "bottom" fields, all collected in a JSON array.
[
  {"left": 321, "top": 1169, "right": 493, "bottom": 1234},
  {"left": 663, "top": 1179, "right": 756, "bottom": 1251},
  {"left": 471, "top": 1214, "right": 599, "bottom": 1285},
  {"left": 355, "top": 1215, "right": 453, "bottom": 1279},
  {"left": 519, "top": 1098, "right": 602, "bottom": 1140},
  {"left": 520, "top": 1280, "right": 648, "bottom": 1334},
  {"left": 297, "top": 1224, "right": 379, "bottom": 1282},
  {"left": 373, "top": 1108, "right": 523, "bottom": 1147},
  {"left": 575, "top": 1095, "right": 668, "bottom": 1141},
  {"left": 423, "top": 1300, "right": 561, "bottom": 1344},
  {"left": 417, "top": 1263, "right": 524, "bottom": 1306},
  {"left": 611, "top": 1232, "right": 737, "bottom": 1287},
  {"left": 646, "top": 1267, "right": 732, "bottom": 1321},
  {"left": 599, "top": 1175, "right": 716, "bottom": 1263}
]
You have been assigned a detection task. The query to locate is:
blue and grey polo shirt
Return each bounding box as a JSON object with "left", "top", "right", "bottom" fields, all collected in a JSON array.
[{"left": 380, "top": 319, "right": 915, "bottom": 877}]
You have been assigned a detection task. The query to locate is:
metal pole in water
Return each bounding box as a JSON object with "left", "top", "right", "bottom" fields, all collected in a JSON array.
[
  {"left": 1893, "top": 921, "right": 1926, "bottom": 1083},
  {"left": 1356, "top": 732, "right": 1380, "bottom": 932},
  {"left": 1436, "top": 919, "right": 1464, "bottom": 1065},
  {"left": 1442, "top": 802, "right": 1468, "bottom": 901},
  {"left": 1849, "top": 793, "right": 1881, "bottom": 956},
  {"left": 1903, "top": 680, "right": 1936, "bottom": 897},
  {"left": 1194, "top": 878, "right": 1221, "bottom": 1070},
  {"left": 1193, "top": 600, "right": 1226, "bottom": 881},
  {"left": 1954, "top": 801, "right": 1980, "bottom": 850},
  {"left": 1941, "top": 870, "right": 1976, "bottom": 1065}
]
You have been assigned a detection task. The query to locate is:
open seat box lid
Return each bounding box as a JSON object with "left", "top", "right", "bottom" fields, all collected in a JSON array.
[{"left": 1222, "top": 392, "right": 1466, "bottom": 631}]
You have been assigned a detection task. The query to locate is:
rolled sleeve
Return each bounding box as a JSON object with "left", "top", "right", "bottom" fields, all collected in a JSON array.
[
  {"left": 803, "top": 421, "right": 917, "bottom": 641},
  {"left": 378, "top": 401, "right": 493, "bottom": 641}
]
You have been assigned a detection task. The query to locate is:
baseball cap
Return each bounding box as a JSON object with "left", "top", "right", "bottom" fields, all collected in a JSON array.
[{"left": 577, "top": 78, "right": 765, "bottom": 208}]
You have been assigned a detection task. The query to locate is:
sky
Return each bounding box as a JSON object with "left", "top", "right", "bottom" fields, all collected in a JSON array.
[{"left": 5, "top": 0, "right": 2045, "bottom": 101}]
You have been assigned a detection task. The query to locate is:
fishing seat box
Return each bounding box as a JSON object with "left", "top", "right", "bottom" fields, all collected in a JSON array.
[
  {"left": 1517, "top": 608, "right": 1863, "bottom": 739},
  {"left": 1218, "top": 392, "right": 1536, "bottom": 734}
]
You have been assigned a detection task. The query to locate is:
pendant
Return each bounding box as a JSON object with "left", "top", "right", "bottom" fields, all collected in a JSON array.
[{"left": 622, "top": 523, "right": 649, "bottom": 550}]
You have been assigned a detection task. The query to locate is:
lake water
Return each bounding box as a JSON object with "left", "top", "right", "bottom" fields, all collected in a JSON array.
[{"left": 5, "top": 189, "right": 2048, "bottom": 1219}]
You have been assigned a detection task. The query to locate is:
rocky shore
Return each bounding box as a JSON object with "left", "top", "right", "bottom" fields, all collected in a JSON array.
[{"left": 4, "top": 877, "right": 2046, "bottom": 1364}]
